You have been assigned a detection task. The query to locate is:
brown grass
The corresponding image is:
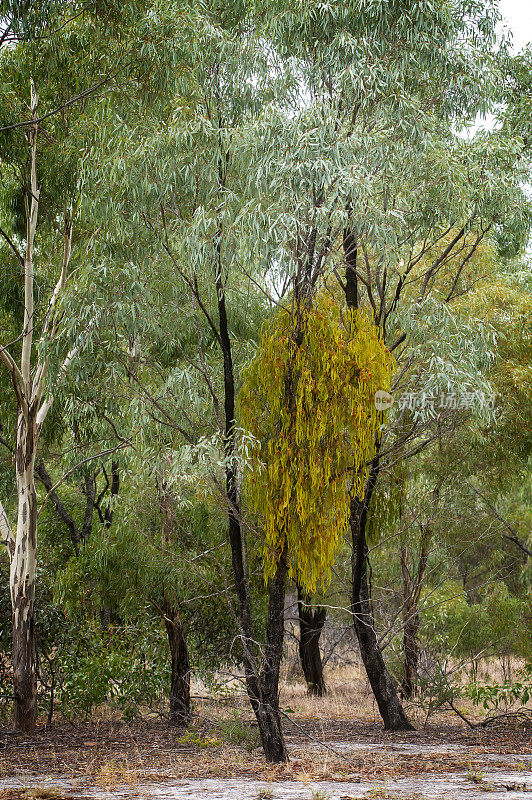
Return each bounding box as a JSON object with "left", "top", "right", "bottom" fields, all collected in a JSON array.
[{"left": 0, "top": 667, "right": 530, "bottom": 789}]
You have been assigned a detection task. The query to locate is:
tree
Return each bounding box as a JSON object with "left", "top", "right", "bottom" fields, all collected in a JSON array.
[
  {"left": 243, "top": 0, "right": 521, "bottom": 732},
  {"left": 0, "top": 0, "right": 148, "bottom": 730},
  {"left": 0, "top": 80, "right": 79, "bottom": 729},
  {"left": 296, "top": 585, "right": 327, "bottom": 696}
]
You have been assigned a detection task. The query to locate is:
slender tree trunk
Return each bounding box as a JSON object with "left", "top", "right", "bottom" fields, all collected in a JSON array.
[
  {"left": 297, "top": 585, "right": 326, "bottom": 696},
  {"left": 217, "top": 279, "right": 287, "bottom": 762},
  {"left": 255, "top": 554, "right": 288, "bottom": 762},
  {"left": 157, "top": 481, "right": 192, "bottom": 727},
  {"left": 400, "top": 545, "right": 419, "bottom": 699},
  {"left": 342, "top": 231, "right": 413, "bottom": 731},
  {"left": 400, "top": 526, "right": 431, "bottom": 699},
  {"left": 163, "top": 602, "right": 191, "bottom": 726},
  {"left": 401, "top": 612, "right": 420, "bottom": 700},
  {"left": 1, "top": 83, "right": 73, "bottom": 733},
  {"left": 350, "top": 484, "right": 414, "bottom": 731}
]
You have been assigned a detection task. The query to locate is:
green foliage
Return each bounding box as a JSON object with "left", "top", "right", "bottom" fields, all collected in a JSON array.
[
  {"left": 218, "top": 712, "right": 260, "bottom": 750},
  {"left": 466, "top": 665, "right": 532, "bottom": 711},
  {"left": 53, "top": 620, "right": 167, "bottom": 720}
]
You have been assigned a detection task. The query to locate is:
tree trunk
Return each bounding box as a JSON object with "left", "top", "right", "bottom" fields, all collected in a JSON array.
[
  {"left": 350, "top": 476, "right": 414, "bottom": 731},
  {"left": 217, "top": 278, "right": 288, "bottom": 762},
  {"left": 236, "top": 552, "right": 288, "bottom": 763},
  {"left": 400, "top": 526, "right": 431, "bottom": 699},
  {"left": 400, "top": 544, "right": 420, "bottom": 699},
  {"left": 401, "top": 612, "right": 420, "bottom": 700},
  {"left": 12, "top": 409, "right": 38, "bottom": 732},
  {"left": 254, "top": 702, "right": 286, "bottom": 763},
  {"left": 342, "top": 231, "right": 412, "bottom": 731},
  {"left": 252, "top": 554, "right": 288, "bottom": 762},
  {"left": 297, "top": 585, "right": 326, "bottom": 696},
  {"left": 163, "top": 602, "right": 191, "bottom": 726},
  {"left": 1, "top": 83, "right": 73, "bottom": 734}
]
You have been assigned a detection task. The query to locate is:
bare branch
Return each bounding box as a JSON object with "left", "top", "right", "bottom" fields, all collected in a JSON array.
[
  {"left": 0, "top": 498, "right": 14, "bottom": 561},
  {"left": 465, "top": 481, "right": 532, "bottom": 559},
  {"left": 0, "top": 225, "right": 24, "bottom": 264},
  {"left": 0, "top": 73, "right": 118, "bottom": 134},
  {"left": 37, "top": 442, "right": 131, "bottom": 518}
]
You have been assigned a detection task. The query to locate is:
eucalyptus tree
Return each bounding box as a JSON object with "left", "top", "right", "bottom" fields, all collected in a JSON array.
[
  {"left": 0, "top": 75, "right": 83, "bottom": 730},
  {"left": 0, "top": 0, "right": 153, "bottom": 730},
  {"left": 78, "top": 0, "right": 304, "bottom": 760},
  {"left": 242, "top": 0, "right": 531, "bottom": 731}
]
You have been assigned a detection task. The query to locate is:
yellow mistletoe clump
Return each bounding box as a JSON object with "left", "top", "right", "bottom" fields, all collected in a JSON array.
[{"left": 240, "top": 293, "right": 393, "bottom": 593}]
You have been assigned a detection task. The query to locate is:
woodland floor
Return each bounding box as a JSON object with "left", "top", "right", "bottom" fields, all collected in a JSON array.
[{"left": 0, "top": 668, "right": 530, "bottom": 800}]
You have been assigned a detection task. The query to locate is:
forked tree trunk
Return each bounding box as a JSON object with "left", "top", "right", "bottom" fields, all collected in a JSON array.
[
  {"left": 297, "top": 585, "right": 326, "bottom": 696},
  {"left": 343, "top": 232, "right": 413, "bottom": 731},
  {"left": 163, "top": 602, "right": 191, "bottom": 726},
  {"left": 217, "top": 275, "right": 288, "bottom": 762}
]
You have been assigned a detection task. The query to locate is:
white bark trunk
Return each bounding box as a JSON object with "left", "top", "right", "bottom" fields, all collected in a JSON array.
[
  {"left": 11, "top": 408, "right": 38, "bottom": 731},
  {"left": 21, "top": 80, "right": 39, "bottom": 393},
  {"left": 0, "top": 80, "right": 76, "bottom": 732}
]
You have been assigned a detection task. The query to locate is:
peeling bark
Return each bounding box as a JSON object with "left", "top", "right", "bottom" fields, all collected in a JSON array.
[
  {"left": 0, "top": 82, "right": 74, "bottom": 732},
  {"left": 12, "top": 408, "right": 38, "bottom": 731}
]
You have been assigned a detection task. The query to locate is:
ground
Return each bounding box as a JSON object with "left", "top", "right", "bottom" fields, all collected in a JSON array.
[{"left": 0, "top": 669, "right": 530, "bottom": 799}]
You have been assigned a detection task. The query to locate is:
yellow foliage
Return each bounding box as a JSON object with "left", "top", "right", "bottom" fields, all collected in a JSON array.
[{"left": 240, "top": 293, "right": 393, "bottom": 592}]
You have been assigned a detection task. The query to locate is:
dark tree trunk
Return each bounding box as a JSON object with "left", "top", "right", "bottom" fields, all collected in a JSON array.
[
  {"left": 342, "top": 230, "right": 413, "bottom": 731},
  {"left": 254, "top": 555, "right": 288, "bottom": 762},
  {"left": 297, "top": 585, "right": 326, "bottom": 696},
  {"left": 217, "top": 280, "right": 288, "bottom": 762},
  {"left": 163, "top": 602, "right": 191, "bottom": 726},
  {"left": 343, "top": 228, "right": 359, "bottom": 309},
  {"left": 350, "top": 477, "right": 414, "bottom": 731},
  {"left": 12, "top": 594, "right": 37, "bottom": 733},
  {"left": 99, "top": 461, "right": 120, "bottom": 630}
]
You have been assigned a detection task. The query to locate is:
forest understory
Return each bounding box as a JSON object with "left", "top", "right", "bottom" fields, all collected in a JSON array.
[{"left": 0, "top": 665, "right": 531, "bottom": 800}]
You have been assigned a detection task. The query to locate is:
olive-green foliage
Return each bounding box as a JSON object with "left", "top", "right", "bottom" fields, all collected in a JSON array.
[
  {"left": 53, "top": 620, "right": 168, "bottom": 720},
  {"left": 241, "top": 293, "right": 392, "bottom": 592}
]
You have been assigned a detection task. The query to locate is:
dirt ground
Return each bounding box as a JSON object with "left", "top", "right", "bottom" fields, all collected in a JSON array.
[{"left": 0, "top": 671, "right": 530, "bottom": 799}]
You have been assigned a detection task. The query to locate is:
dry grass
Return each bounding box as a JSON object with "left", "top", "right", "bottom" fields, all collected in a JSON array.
[
  {"left": 281, "top": 663, "right": 378, "bottom": 721},
  {"left": 0, "top": 666, "right": 530, "bottom": 790}
]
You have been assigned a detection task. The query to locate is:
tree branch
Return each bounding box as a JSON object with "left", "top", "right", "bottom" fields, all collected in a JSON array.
[
  {"left": 0, "top": 498, "right": 14, "bottom": 561},
  {"left": 465, "top": 481, "right": 531, "bottom": 559}
]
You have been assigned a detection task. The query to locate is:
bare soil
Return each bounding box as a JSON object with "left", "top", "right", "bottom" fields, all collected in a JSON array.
[{"left": 0, "top": 673, "right": 530, "bottom": 798}]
